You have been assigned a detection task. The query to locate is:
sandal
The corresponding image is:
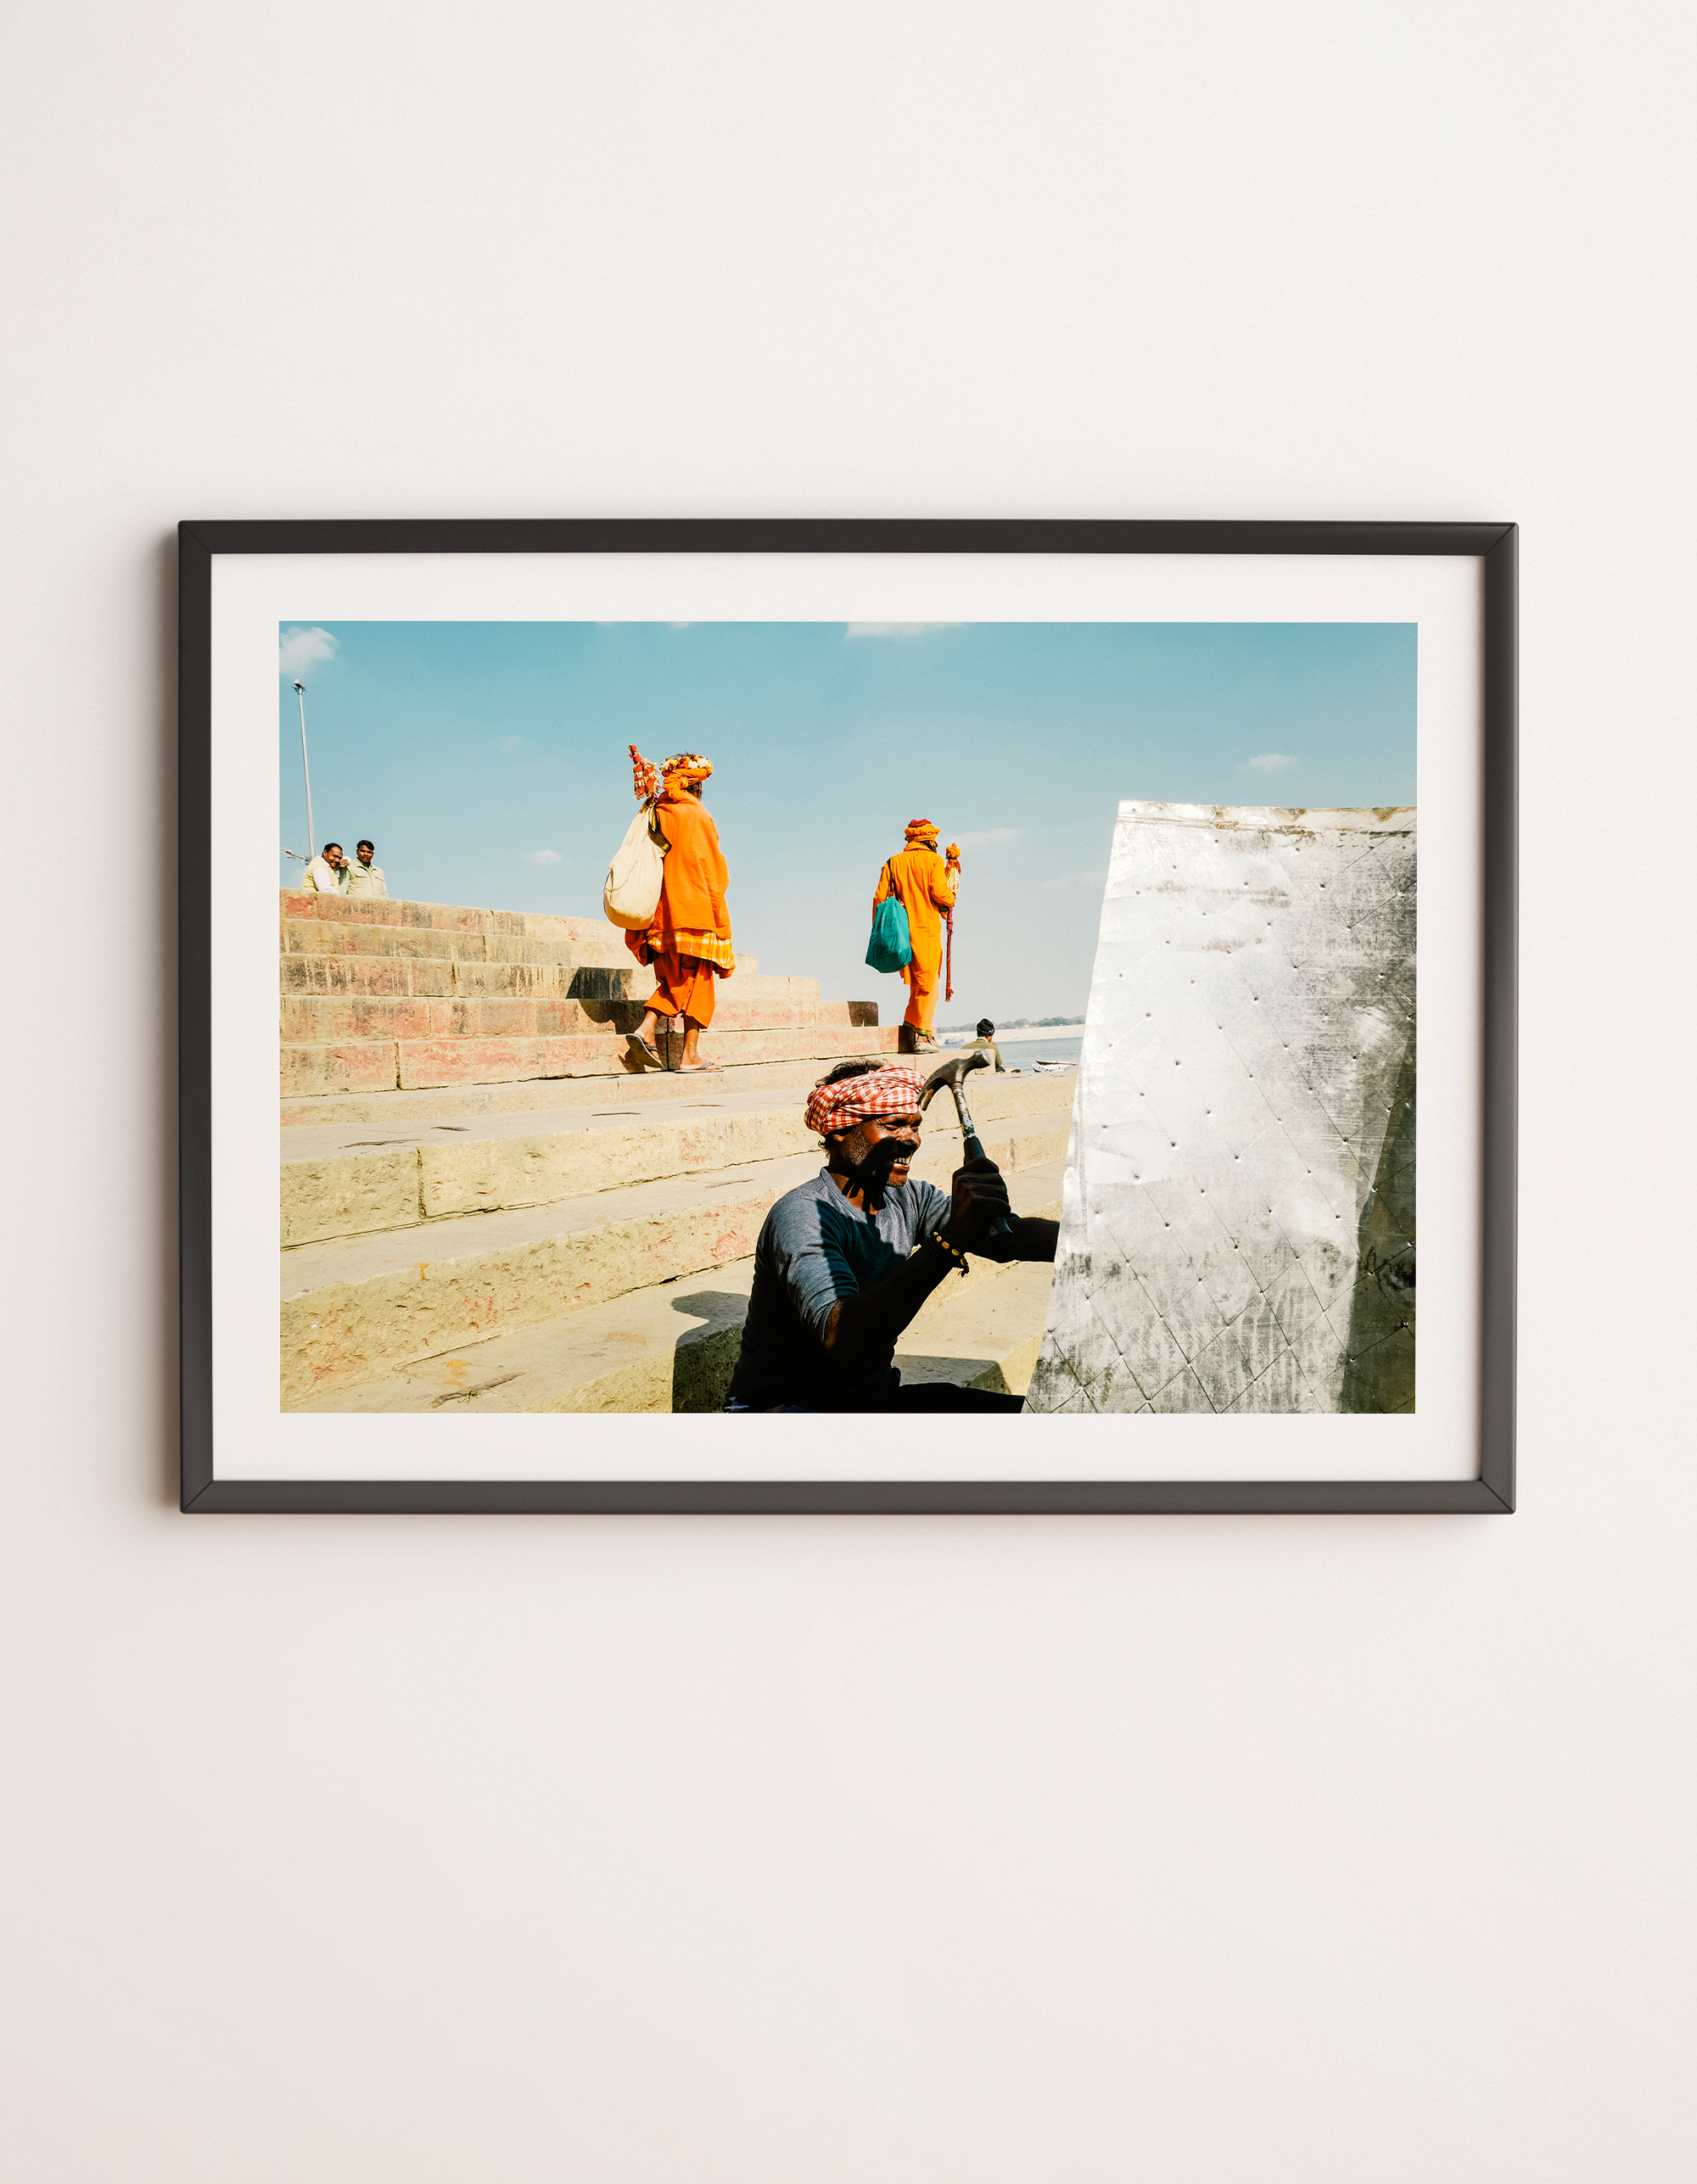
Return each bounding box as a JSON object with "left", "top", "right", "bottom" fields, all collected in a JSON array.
[{"left": 629, "top": 1032, "right": 664, "bottom": 1067}]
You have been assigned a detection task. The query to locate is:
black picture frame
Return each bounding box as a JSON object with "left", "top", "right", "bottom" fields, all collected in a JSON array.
[{"left": 180, "top": 518, "right": 1515, "bottom": 1514}]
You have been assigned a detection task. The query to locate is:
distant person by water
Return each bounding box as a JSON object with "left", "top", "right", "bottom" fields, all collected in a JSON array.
[{"left": 960, "top": 1018, "right": 1004, "bottom": 1070}]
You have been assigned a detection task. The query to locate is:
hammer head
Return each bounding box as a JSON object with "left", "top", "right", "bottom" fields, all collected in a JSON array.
[{"left": 918, "top": 1049, "right": 989, "bottom": 1111}]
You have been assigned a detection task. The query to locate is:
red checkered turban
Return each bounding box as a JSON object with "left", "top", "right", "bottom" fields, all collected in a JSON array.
[
  {"left": 905, "top": 819, "right": 940, "bottom": 843},
  {"left": 804, "top": 1065, "right": 927, "bottom": 1140}
]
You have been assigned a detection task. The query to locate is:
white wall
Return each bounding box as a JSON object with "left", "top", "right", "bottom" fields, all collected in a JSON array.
[{"left": 4, "top": 4, "right": 1693, "bottom": 2177}]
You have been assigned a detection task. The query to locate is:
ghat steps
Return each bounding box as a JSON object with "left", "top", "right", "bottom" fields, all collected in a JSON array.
[
  {"left": 278, "top": 892, "right": 1073, "bottom": 1413},
  {"left": 279, "top": 889, "right": 887, "bottom": 1097},
  {"left": 282, "top": 1071, "right": 1075, "bottom": 1248},
  {"left": 281, "top": 1119, "right": 1071, "bottom": 1407},
  {"left": 281, "top": 1056, "right": 912, "bottom": 1130},
  {"left": 292, "top": 1235, "right": 1062, "bottom": 1416}
]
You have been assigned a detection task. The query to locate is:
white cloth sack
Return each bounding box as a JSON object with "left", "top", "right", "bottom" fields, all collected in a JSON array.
[{"left": 602, "top": 805, "right": 666, "bottom": 928}]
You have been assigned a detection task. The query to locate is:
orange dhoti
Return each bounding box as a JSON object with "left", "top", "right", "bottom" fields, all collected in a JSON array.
[
  {"left": 646, "top": 951, "right": 718, "bottom": 1027},
  {"left": 901, "top": 946, "right": 942, "bottom": 1033},
  {"left": 620, "top": 783, "right": 735, "bottom": 1031},
  {"left": 874, "top": 838, "right": 958, "bottom": 1034}
]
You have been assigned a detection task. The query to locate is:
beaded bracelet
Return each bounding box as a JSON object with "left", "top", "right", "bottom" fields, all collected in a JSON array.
[{"left": 925, "top": 1229, "right": 968, "bottom": 1275}]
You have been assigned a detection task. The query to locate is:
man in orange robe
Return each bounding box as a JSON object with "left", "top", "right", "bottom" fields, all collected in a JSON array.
[
  {"left": 624, "top": 747, "right": 735, "bottom": 1072},
  {"left": 873, "top": 820, "right": 961, "bottom": 1054}
]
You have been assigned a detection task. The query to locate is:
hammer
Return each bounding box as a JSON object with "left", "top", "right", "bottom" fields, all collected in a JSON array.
[{"left": 919, "top": 1050, "right": 1017, "bottom": 1243}]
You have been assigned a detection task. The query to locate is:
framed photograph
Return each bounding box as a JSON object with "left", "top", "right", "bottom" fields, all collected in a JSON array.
[{"left": 179, "top": 518, "right": 1515, "bottom": 1513}]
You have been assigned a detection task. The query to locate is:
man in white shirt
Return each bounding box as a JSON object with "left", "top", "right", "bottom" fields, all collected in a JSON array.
[
  {"left": 305, "top": 842, "right": 349, "bottom": 894},
  {"left": 345, "top": 839, "right": 387, "bottom": 898}
]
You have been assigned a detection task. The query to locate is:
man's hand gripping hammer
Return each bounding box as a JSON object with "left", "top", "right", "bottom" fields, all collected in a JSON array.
[{"left": 919, "top": 1050, "right": 1017, "bottom": 1245}]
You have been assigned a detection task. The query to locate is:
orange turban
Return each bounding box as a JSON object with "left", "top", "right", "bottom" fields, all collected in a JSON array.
[
  {"left": 904, "top": 819, "right": 940, "bottom": 843},
  {"left": 630, "top": 744, "right": 713, "bottom": 800}
]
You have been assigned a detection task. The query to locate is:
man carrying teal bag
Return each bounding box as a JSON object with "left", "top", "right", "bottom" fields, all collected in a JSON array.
[{"left": 867, "top": 820, "right": 961, "bottom": 1053}]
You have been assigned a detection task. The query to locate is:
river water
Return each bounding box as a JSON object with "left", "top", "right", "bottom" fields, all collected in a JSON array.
[{"left": 941, "top": 1028, "right": 1084, "bottom": 1072}]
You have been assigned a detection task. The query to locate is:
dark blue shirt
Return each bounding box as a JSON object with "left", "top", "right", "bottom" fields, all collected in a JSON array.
[{"left": 728, "top": 1168, "right": 950, "bottom": 1409}]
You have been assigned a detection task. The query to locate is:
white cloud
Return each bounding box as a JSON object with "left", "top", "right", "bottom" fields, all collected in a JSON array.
[
  {"left": 523, "top": 848, "right": 562, "bottom": 866},
  {"left": 279, "top": 625, "right": 339, "bottom": 678},
  {"left": 956, "top": 827, "right": 1022, "bottom": 849},
  {"left": 843, "top": 621, "right": 962, "bottom": 639},
  {"left": 1243, "top": 752, "right": 1298, "bottom": 774},
  {"left": 1041, "top": 867, "right": 1108, "bottom": 892}
]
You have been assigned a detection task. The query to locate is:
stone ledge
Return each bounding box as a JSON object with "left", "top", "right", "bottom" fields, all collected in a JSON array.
[
  {"left": 288, "top": 1225, "right": 1056, "bottom": 1414},
  {"left": 282, "top": 1157, "right": 1065, "bottom": 1406},
  {"left": 281, "top": 1104, "right": 1076, "bottom": 1246}
]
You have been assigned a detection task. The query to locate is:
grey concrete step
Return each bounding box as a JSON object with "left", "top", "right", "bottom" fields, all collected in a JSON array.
[
  {"left": 282, "top": 1156, "right": 1066, "bottom": 1408},
  {"left": 289, "top": 1224, "right": 1056, "bottom": 1414}
]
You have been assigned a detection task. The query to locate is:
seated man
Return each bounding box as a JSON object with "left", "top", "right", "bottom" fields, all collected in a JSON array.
[
  {"left": 960, "top": 1017, "right": 1004, "bottom": 1071},
  {"left": 344, "top": 838, "right": 387, "bottom": 897},
  {"left": 725, "top": 1060, "right": 1059, "bottom": 1413}
]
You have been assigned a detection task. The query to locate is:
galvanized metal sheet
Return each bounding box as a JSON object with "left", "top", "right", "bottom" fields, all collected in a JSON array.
[{"left": 1027, "top": 801, "right": 1416, "bottom": 1415}]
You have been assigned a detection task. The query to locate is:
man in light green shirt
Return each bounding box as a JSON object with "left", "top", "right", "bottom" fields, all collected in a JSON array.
[
  {"left": 345, "top": 838, "right": 387, "bottom": 898},
  {"left": 960, "top": 1017, "right": 1003, "bottom": 1071}
]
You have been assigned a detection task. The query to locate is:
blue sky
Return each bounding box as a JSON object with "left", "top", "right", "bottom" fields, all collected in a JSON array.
[{"left": 278, "top": 620, "right": 1414, "bottom": 1023}]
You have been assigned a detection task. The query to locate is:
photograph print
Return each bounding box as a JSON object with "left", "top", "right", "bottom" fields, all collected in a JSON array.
[{"left": 277, "top": 616, "right": 1416, "bottom": 1423}]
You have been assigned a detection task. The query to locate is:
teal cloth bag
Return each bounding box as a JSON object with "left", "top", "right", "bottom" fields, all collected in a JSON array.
[{"left": 865, "top": 862, "right": 912, "bottom": 973}]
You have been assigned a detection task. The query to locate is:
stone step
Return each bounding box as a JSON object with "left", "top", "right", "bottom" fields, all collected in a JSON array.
[
  {"left": 281, "top": 1054, "right": 858, "bottom": 1128},
  {"left": 279, "top": 1050, "right": 1067, "bottom": 1130},
  {"left": 282, "top": 1091, "right": 1075, "bottom": 1246},
  {"left": 283, "top": 1157, "right": 806, "bottom": 1405},
  {"left": 281, "top": 1062, "right": 1070, "bottom": 1151},
  {"left": 281, "top": 1155, "right": 1066, "bottom": 1408},
  {"left": 280, "top": 955, "right": 819, "bottom": 1005},
  {"left": 281, "top": 1041, "right": 402, "bottom": 1096},
  {"left": 289, "top": 1252, "right": 1056, "bottom": 1414},
  {"left": 278, "top": 990, "right": 869, "bottom": 1044},
  {"left": 892, "top": 1257, "right": 1056, "bottom": 1401},
  {"left": 279, "top": 1020, "right": 905, "bottom": 1099},
  {"left": 281, "top": 917, "right": 659, "bottom": 972},
  {"left": 282, "top": 891, "right": 613, "bottom": 943}
]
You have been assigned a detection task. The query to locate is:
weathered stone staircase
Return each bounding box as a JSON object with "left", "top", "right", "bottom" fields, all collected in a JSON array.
[{"left": 279, "top": 890, "right": 1071, "bottom": 1412}]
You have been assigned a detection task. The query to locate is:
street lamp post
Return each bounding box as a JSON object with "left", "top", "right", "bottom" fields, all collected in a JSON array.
[{"left": 294, "top": 679, "right": 316, "bottom": 857}]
